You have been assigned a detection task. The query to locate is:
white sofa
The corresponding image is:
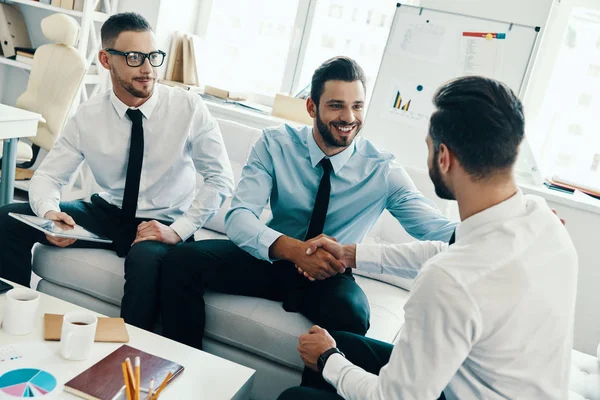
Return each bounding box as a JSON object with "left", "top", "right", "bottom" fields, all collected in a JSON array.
[{"left": 31, "top": 119, "right": 599, "bottom": 400}]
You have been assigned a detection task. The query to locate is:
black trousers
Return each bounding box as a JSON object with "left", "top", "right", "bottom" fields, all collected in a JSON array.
[
  {"left": 159, "top": 240, "right": 371, "bottom": 349},
  {"left": 278, "top": 331, "right": 446, "bottom": 400},
  {"left": 0, "top": 196, "right": 174, "bottom": 331}
]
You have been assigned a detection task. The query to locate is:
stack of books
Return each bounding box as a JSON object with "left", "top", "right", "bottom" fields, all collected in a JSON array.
[
  {"left": 14, "top": 47, "right": 35, "bottom": 65},
  {"left": 547, "top": 174, "right": 600, "bottom": 200},
  {"left": 163, "top": 32, "right": 198, "bottom": 88}
]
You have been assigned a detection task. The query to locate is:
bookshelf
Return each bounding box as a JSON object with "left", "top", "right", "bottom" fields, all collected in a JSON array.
[
  {"left": 0, "top": 0, "right": 119, "bottom": 101},
  {"left": 5, "top": 0, "right": 111, "bottom": 22}
]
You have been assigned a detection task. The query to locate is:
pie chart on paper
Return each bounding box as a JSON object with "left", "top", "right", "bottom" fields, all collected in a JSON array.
[{"left": 0, "top": 369, "right": 57, "bottom": 397}]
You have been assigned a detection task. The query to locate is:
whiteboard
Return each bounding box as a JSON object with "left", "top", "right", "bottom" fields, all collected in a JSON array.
[{"left": 363, "top": 3, "right": 541, "bottom": 176}]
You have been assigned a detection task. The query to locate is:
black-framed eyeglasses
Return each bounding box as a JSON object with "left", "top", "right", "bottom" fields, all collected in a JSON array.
[{"left": 104, "top": 48, "right": 166, "bottom": 67}]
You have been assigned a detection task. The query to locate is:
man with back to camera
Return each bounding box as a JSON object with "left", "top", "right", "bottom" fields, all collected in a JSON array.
[
  {"left": 158, "top": 56, "right": 458, "bottom": 350},
  {"left": 278, "top": 76, "right": 578, "bottom": 400},
  {"left": 0, "top": 12, "right": 234, "bottom": 332}
]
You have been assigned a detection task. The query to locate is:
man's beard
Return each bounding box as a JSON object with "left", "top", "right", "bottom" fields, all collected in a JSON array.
[
  {"left": 429, "top": 152, "right": 455, "bottom": 200},
  {"left": 315, "top": 109, "right": 360, "bottom": 148},
  {"left": 113, "top": 68, "right": 154, "bottom": 99}
]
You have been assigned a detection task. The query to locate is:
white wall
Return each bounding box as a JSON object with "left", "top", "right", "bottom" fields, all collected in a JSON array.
[
  {"left": 541, "top": 198, "right": 600, "bottom": 356},
  {"left": 118, "top": 0, "right": 161, "bottom": 29}
]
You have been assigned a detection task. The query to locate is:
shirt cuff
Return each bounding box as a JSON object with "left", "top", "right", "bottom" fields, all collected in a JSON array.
[
  {"left": 355, "top": 244, "right": 383, "bottom": 274},
  {"left": 258, "top": 227, "right": 284, "bottom": 262},
  {"left": 323, "top": 353, "right": 353, "bottom": 388},
  {"left": 34, "top": 201, "right": 60, "bottom": 219},
  {"left": 170, "top": 217, "right": 197, "bottom": 242}
]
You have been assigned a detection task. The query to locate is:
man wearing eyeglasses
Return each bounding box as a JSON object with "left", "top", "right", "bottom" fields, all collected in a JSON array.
[{"left": 0, "top": 12, "right": 234, "bottom": 331}]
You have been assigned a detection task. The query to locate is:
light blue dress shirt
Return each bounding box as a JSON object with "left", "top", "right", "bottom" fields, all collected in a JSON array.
[{"left": 224, "top": 124, "right": 457, "bottom": 261}]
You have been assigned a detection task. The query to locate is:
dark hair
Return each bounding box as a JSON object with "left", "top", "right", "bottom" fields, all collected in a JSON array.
[
  {"left": 101, "top": 12, "right": 152, "bottom": 47},
  {"left": 429, "top": 76, "right": 525, "bottom": 179},
  {"left": 310, "top": 56, "right": 366, "bottom": 107}
]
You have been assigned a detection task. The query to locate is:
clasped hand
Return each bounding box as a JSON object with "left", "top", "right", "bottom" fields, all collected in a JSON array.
[
  {"left": 132, "top": 220, "right": 182, "bottom": 245},
  {"left": 295, "top": 234, "right": 346, "bottom": 281}
]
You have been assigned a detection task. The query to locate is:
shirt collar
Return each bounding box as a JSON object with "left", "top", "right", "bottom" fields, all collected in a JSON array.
[
  {"left": 307, "top": 129, "right": 355, "bottom": 174},
  {"left": 110, "top": 86, "right": 159, "bottom": 120},
  {"left": 455, "top": 189, "right": 526, "bottom": 243}
]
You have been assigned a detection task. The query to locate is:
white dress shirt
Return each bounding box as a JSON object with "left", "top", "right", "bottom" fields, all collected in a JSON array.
[
  {"left": 29, "top": 85, "right": 234, "bottom": 241},
  {"left": 324, "top": 190, "right": 578, "bottom": 400}
]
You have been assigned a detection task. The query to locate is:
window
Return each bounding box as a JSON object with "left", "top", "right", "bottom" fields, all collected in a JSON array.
[
  {"left": 295, "top": 0, "right": 397, "bottom": 97},
  {"left": 527, "top": 4, "right": 600, "bottom": 188},
  {"left": 194, "top": 0, "right": 301, "bottom": 95},
  {"left": 194, "top": 0, "right": 418, "bottom": 98}
]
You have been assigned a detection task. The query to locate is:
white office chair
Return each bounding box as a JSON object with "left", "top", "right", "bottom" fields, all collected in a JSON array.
[{"left": 0, "top": 13, "right": 86, "bottom": 174}]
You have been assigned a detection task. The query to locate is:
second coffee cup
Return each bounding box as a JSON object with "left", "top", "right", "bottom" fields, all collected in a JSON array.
[{"left": 60, "top": 311, "right": 98, "bottom": 361}]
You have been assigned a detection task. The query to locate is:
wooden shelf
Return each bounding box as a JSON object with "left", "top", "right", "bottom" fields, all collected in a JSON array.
[
  {"left": 6, "top": 0, "right": 110, "bottom": 21},
  {"left": 0, "top": 56, "right": 32, "bottom": 71},
  {"left": 6, "top": 0, "right": 83, "bottom": 18},
  {"left": 0, "top": 56, "right": 103, "bottom": 84}
]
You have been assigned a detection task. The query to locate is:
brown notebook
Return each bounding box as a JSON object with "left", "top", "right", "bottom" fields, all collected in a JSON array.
[
  {"left": 64, "top": 344, "right": 184, "bottom": 400},
  {"left": 44, "top": 313, "right": 130, "bottom": 343}
]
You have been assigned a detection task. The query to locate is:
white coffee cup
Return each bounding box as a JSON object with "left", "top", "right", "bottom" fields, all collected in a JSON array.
[
  {"left": 60, "top": 312, "right": 98, "bottom": 361},
  {"left": 2, "top": 288, "right": 40, "bottom": 335}
]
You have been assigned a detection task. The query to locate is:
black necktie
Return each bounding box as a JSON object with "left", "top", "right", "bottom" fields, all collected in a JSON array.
[
  {"left": 449, "top": 229, "right": 456, "bottom": 245},
  {"left": 305, "top": 158, "right": 333, "bottom": 241},
  {"left": 122, "top": 109, "right": 144, "bottom": 223}
]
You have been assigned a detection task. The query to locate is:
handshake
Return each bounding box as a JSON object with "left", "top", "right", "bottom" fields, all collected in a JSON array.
[{"left": 294, "top": 234, "right": 356, "bottom": 281}]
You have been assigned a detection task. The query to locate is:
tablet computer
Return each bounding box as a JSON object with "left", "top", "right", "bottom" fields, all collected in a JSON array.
[{"left": 8, "top": 212, "right": 112, "bottom": 244}]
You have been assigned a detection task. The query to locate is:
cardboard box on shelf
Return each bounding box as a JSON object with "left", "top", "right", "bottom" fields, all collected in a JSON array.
[{"left": 272, "top": 94, "right": 311, "bottom": 125}]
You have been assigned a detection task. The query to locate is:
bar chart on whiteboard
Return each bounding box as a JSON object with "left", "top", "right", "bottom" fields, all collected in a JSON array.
[{"left": 386, "top": 81, "right": 435, "bottom": 129}]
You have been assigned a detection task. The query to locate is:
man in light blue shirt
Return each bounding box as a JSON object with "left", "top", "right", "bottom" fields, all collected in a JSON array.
[{"left": 159, "top": 57, "right": 457, "bottom": 350}]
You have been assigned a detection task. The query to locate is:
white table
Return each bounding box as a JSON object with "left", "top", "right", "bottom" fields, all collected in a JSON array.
[
  {"left": 0, "top": 104, "right": 43, "bottom": 206},
  {"left": 0, "top": 280, "right": 255, "bottom": 399}
]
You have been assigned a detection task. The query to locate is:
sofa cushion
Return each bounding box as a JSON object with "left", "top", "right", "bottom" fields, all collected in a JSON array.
[
  {"left": 32, "top": 245, "right": 126, "bottom": 306},
  {"left": 202, "top": 119, "right": 266, "bottom": 234},
  {"left": 568, "top": 349, "right": 600, "bottom": 400}
]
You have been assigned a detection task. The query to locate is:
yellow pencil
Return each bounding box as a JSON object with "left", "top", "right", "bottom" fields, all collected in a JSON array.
[
  {"left": 121, "top": 362, "right": 133, "bottom": 400},
  {"left": 125, "top": 357, "right": 136, "bottom": 396},
  {"left": 135, "top": 357, "right": 141, "bottom": 400},
  {"left": 146, "top": 378, "right": 155, "bottom": 400},
  {"left": 150, "top": 372, "right": 172, "bottom": 400}
]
